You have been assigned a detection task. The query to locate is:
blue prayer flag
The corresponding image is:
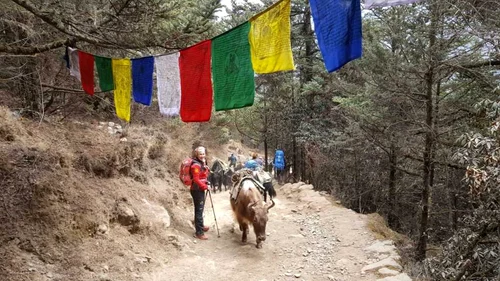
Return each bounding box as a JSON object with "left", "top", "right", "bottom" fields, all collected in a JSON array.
[
  {"left": 132, "top": 56, "right": 155, "bottom": 106},
  {"left": 309, "top": 0, "right": 362, "bottom": 72}
]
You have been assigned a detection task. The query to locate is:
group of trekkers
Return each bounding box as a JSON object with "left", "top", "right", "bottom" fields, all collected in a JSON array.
[
  {"left": 228, "top": 150, "right": 286, "bottom": 180},
  {"left": 186, "top": 145, "right": 287, "bottom": 240}
]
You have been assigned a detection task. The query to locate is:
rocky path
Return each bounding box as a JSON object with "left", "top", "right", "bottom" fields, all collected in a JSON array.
[{"left": 141, "top": 183, "right": 411, "bottom": 281}]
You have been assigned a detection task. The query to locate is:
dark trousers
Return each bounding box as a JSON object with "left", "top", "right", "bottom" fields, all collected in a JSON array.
[
  {"left": 190, "top": 189, "right": 205, "bottom": 235},
  {"left": 275, "top": 168, "right": 284, "bottom": 183}
]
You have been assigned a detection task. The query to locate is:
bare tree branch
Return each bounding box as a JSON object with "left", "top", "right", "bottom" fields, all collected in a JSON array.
[
  {"left": 461, "top": 60, "right": 500, "bottom": 69},
  {"left": 0, "top": 38, "right": 75, "bottom": 55}
]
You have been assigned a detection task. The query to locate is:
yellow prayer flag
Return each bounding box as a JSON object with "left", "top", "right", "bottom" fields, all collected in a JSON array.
[
  {"left": 249, "top": 0, "right": 295, "bottom": 74},
  {"left": 112, "top": 59, "right": 131, "bottom": 122}
]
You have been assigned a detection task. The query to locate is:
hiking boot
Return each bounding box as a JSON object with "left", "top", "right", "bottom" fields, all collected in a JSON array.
[
  {"left": 202, "top": 226, "right": 210, "bottom": 232},
  {"left": 195, "top": 233, "right": 208, "bottom": 240}
]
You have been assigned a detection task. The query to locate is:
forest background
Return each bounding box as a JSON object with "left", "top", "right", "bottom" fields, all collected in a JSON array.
[{"left": 1, "top": 0, "right": 499, "bottom": 280}]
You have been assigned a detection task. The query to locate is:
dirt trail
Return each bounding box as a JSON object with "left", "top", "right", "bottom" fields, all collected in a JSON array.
[{"left": 142, "top": 183, "right": 380, "bottom": 281}]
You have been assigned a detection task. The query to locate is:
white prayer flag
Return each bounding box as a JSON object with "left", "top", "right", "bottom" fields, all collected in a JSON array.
[
  {"left": 365, "top": 0, "right": 421, "bottom": 9},
  {"left": 68, "top": 47, "right": 81, "bottom": 82},
  {"left": 155, "top": 53, "right": 181, "bottom": 117}
]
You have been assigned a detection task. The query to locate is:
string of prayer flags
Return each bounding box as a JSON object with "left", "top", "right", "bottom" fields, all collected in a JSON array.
[
  {"left": 212, "top": 22, "right": 255, "bottom": 111},
  {"left": 68, "top": 47, "right": 81, "bottom": 81},
  {"left": 132, "top": 56, "right": 154, "bottom": 106},
  {"left": 249, "top": 0, "right": 294, "bottom": 74},
  {"left": 309, "top": 0, "right": 363, "bottom": 72},
  {"left": 95, "top": 56, "right": 115, "bottom": 92},
  {"left": 365, "top": 0, "right": 421, "bottom": 9},
  {"left": 62, "top": 0, "right": 375, "bottom": 124},
  {"left": 179, "top": 40, "right": 213, "bottom": 122},
  {"left": 78, "top": 51, "right": 95, "bottom": 95},
  {"left": 112, "top": 59, "right": 132, "bottom": 122},
  {"left": 156, "top": 53, "right": 181, "bottom": 117}
]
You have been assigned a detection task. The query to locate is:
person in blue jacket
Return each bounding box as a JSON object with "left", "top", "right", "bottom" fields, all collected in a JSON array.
[{"left": 244, "top": 153, "right": 259, "bottom": 171}]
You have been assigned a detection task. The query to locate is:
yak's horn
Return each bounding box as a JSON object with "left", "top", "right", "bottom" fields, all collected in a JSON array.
[
  {"left": 248, "top": 201, "right": 258, "bottom": 210},
  {"left": 266, "top": 199, "right": 275, "bottom": 211}
]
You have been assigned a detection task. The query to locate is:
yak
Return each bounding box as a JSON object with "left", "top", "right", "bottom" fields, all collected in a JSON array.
[
  {"left": 230, "top": 174, "right": 275, "bottom": 248},
  {"left": 209, "top": 159, "right": 227, "bottom": 193}
]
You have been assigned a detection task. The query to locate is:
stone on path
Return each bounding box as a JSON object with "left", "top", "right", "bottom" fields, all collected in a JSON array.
[
  {"left": 376, "top": 273, "right": 412, "bottom": 281},
  {"left": 361, "top": 257, "right": 402, "bottom": 272}
]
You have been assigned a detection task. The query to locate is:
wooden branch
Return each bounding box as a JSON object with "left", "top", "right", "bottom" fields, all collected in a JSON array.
[
  {"left": 41, "top": 83, "right": 108, "bottom": 95},
  {"left": 403, "top": 153, "right": 465, "bottom": 170},
  {"left": 9, "top": 0, "right": 114, "bottom": 47},
  {"left": 0, "top": 38, "right": 75, "bottom": 55},
  {"left": 461, "top": 60, "right": 500, "bottom": 69},
  {"left": 395, "top": 166, "right": 420, "bottom": 177},
  {"left": 233, "top": 113, "right": 260, "bottom": 142}
]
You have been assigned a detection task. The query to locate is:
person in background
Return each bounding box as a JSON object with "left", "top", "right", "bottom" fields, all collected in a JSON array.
[
  {"left": 273, "top": 149, "right": 286, "bottom": 184},
  {"left": 228, "top": 153, "right": 237, "bottom": 168},
  {"left": 245, "top": 152, "right": 259, "bottom": 171},
  {"left": 190, "top": 146, "right": 210, "bottom": 240},
  {"left": 256, "top": 156, "right": 264, "bottom": 167}
]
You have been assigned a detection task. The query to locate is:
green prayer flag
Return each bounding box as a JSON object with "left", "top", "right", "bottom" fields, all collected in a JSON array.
[
  {"left": 95, "top": 56, "right": 114, "bottom": 92},
  {"left": 211, "top": 22, "right": 255, "bottom": 111}
]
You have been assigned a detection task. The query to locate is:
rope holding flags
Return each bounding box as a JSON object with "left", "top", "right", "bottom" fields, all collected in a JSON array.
[
  {"left": 365, "top": 0, "right": 422, "bottom": 9},
  {"left": 64, "top": 0, "right": 423, "bottom": 123}
]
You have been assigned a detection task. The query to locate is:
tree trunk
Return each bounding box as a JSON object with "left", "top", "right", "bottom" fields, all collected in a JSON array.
[
  {"left": 416, "top": 1, "right": 438, "bottom": 260},
  {"left": 388, "top": 141, "right": 398, "bottom": 228}
]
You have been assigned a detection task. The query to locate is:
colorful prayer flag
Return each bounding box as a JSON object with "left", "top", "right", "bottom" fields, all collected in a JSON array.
[
  {"left": 132, "top": 56, "right": 154, "bottom": 106},
  {"left": 212, "top": 22, "right": 255, "bottom": 111},
  {"left": 309, "top": 0, "right": 362, "bottom": 72},
  {"left": 112, "top": 59, "right": 132, "bottom": 122},
  {"left": 95, "top": 56, "right": 114, "bottom": 92},
  {"left": 68, "top": 47, "right": 81, "bottom": 81},
  {"left": 179, "top": 40, "right": 213, "bottom": 122},
  {"left": 249, "top": 0, "right": 294, "bottom": 74},
  {"left": 78, "top": 51, "right": 95, "bottom": 95},
  {"left": 156, "top": 53, "right": 181, "bottom": 117},
  {"left": 365, "top": 0, "right": 421, "bottom": 9}
]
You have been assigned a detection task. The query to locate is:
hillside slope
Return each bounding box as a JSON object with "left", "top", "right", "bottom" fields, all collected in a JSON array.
[{"left": 0, "top": 107, "right": 410, "bottom": 281}]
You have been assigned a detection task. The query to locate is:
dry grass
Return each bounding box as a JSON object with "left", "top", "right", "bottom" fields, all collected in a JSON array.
[
  {"left": 0, "top": 106, "right": 26, "bottom": 142},
  {"left": 366, "top": 213, "right": 409, "bottom": 246}
]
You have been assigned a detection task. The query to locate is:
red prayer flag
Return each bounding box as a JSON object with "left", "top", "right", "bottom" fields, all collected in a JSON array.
[
  {"left": 78, "top": 51, "right": 95, "bottom": 95},
  {"left": 179, "top": 40, "right": 213, "bottom": 122}
]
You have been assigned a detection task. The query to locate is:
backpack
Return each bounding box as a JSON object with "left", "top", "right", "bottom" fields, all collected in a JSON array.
[
  {"left": 274, "top": 150, "right": 285, "bottom": 170},
  {"left": 256, "top": 170, "right": 272, "bottom": 184},
  {"left": 179, "top": 158, "right": 194, "bottom": 186}
]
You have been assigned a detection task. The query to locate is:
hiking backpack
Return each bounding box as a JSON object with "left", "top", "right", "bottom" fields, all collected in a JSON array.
[
  {"left": 179, "top": 158, "right": 194, "bottom": 186},
  {"left": 274, "top": 149, "right": 285, "bottom": 170}
]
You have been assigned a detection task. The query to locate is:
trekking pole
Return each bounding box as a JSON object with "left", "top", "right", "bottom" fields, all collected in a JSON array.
[{"left": 207, "top": 189, "right": 221, "bottom": 238}]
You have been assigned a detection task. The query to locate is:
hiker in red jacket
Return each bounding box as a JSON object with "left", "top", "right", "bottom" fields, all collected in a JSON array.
[{"left": 191, "top": 146, "right": 211, "bottom": 240}]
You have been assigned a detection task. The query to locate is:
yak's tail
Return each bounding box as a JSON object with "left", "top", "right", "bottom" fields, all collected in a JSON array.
[{"left": 264, "top": 182, "right": 277, "bottom": 198}]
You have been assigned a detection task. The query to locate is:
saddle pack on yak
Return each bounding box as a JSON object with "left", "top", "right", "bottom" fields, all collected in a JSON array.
[
  {"left": 230, "top": 168, "right": 276, "bottom": 203},
  {"left": 274, "top": 149, "right": 285, "bottom": 170},
  {"left": 179, "top": 158, "right": 194, "bottom": 186}
]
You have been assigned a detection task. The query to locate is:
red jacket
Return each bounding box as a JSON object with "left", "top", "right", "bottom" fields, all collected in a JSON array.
[{"left": 190, "top": 159, "right": 209, "bottom": 191}]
